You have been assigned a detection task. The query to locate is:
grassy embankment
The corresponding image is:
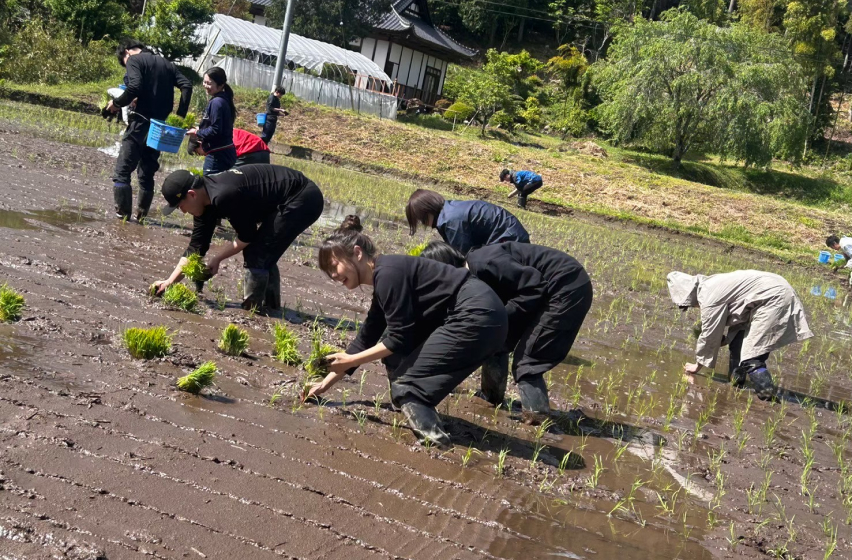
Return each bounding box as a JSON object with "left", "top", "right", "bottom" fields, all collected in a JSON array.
[{"left": 3, "top": 77, "right": 851, "bottom": 263}]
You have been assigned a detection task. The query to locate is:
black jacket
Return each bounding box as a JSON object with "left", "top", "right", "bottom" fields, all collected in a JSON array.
[
  {"left": 346, "top": 255, "right": 470, "bottom": 363},
  {"left": 466, "top": 242, "right": 591, "bottom": 345},
  {"left": 113, "top": 51, "right": 192, "bottom": 121},
  {"left": 184, "top": 165, "right": 315, "bottom": 256},
  {"left": 197, "top": 92, "right": 234, "bottom": 152}
]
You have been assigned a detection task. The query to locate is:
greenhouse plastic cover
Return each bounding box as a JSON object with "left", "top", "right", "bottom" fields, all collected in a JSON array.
[{"left": 202, "top": 15, "right": 391, "bottom": 82}]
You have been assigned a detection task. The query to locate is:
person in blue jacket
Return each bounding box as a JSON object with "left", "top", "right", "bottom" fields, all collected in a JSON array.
[
  {"left": 405, "top": 189, "right": 530, "bottom": 255},
  {"left": 187, "top": 67, "right": 237, "bottom": 175},
  {"left": 500, "top": 169, "right": 543, "bottom": 209}
]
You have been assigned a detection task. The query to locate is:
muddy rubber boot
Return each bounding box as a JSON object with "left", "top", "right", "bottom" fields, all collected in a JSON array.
[
  {"left": 113, "top": 183, "right": 132, "bottom": 219},
  {"left": 517, "top": 193, "right": 527, "bottom": 209},
  {"left": 400, "top": 400, "right": 451, "bottom": 448},
  {"left": 748, "top": 367, "right": 776, "bottom": 401},
  {"left": 265, "top": 265, "right": 281, "bottom": 310},
  {"left": 241, "top": 269, "right": 269, "bottom": 311},
  {"left": 135, "top": 188, "right": 154, "bottom": 224},
  {"left": 730, "top": 366, "right": 747, "bottom": 388},
  {"left": 477, "top": 353, "right": 508, "bottom": 406},
  {"left": 518, "top": 374, "right": 550, "bottom": 424}
]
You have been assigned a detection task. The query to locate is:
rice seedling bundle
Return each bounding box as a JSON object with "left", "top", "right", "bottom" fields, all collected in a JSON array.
[
  {"left": 406, "top": 241, "right": 428, "bottom": 257},
  {"left": 162, "top": 283, "right": 198, "bottom": 312},
  {"left": 177, "top": 361, "right": 217, "bottom": 394},
  {"left": 219, "top": 323, "right": 249, "bottom": 356},
  {"left": 0, "top": 284, "right": 25, "bottom": 322},
  {"left": 123, "top": 326, "right": 171, "bottom": 359},
  {"left": 273, "top": 323, "right": 302, "bottom": 365},
  {"left": 305, "top": 328, "right": 337, "bottom": 379},
  {"left": 181, "top": 253, "right": 211, "bottom": 282}
]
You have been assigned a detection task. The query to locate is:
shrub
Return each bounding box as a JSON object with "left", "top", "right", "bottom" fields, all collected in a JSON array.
[
  {"left": 177, "top": 361, "right": 217, "bottom": 394},
  {"left": 443, "top": 101, "right": 474, "bottom": 122},
  {"left": 123, "top": 326, "right": 172, "bottom": 359},
  {"left": 273, "top": 322, "right": 301, "bottom": 365},
  {"left": 520, "top": 97, "right": 543, "bottom": 130},
  {"left": 490, "top": 110, "right": 515, "bottom": 131},
  {"left": 0, "top": 20, "right": 120, "bottom": 85},
  {"left": 0, "top": 284, "right": 25, "bottom": 322},
  {"left": 434, "top": 98, "right": 452, "bottom": 111},
  {"left": 219, "top": 323, "right": 249, "bottom": 356},
  {"left": 162, "top": 283, "right": 198, "bottom": 312}
]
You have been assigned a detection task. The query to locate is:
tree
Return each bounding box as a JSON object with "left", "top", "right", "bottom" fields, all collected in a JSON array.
[
  {"left": 139, "top": 0, "right": 214, "bottom": 61},
  {"left": 265, "top": 0, "right": 390, "bottom": 48},
  {"left": 593, "top": 8, "right": 811, "bottom": 165},
  {"left": 483, "top": 48, "right": 543, "bottom": 99},
  {"left": 44, "top": 0, "right": 131, "bottom": 43},
  {"left": 444, "top": 65, "right": 513, "bottom": 136}
]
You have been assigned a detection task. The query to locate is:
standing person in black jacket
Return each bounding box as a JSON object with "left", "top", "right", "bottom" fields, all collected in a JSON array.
[
  {"left": 421, "top": 241, "right": 593, "bottom": 422},
  {"left": 259, "top": 87, "right": 287, "bottom": 144},
  {"left": 187, "top": 67, "right": 237, "bottom": 175},
  {"left": 107, "top": 39, "right": 193, "bottom": 221},
  {"left": 151, "top": 165, "right": 324, "bottom": 310},
  {"left": 305, "top": 220, "right": 508, "bottom": 447}
]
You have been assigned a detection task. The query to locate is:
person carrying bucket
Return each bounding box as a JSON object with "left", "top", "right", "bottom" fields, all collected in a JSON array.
[
  {"left": 188, "top": 128, "right": 270, "bottom": 167},
  {"left": 305, "top": 219, "right": 508, "bottom": 448},
  {"left": 259, "top": 87, "right": 288, "bottom": 144},
  {"left": 420, "top": 241, "right": 593, "bottom": 424},
  {"left": 405, "top": 189, "right": 530, "bottom": 255},
  {"left": 500, "top": 169, "right": 543, "bottom": 209},
  {"left": 152, "top": 165, "right": 323, "bottom": 311},
  {"left": 187, "top": 67, "right": 237, "bottom": 176},
  {"left": 667, "top": 270, "right": 813, "bottom": 400},
  {"left": 107, "top": 39, "right": 193, "bottom": 222}
]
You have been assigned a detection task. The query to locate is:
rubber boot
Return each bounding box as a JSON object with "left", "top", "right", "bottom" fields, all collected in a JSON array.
[
  {"left": 265, "top": 265, "right": 281, "bottom": 310},
  {"left": 517, "top": 193, "right": 527, "bottom": 209},
  {"left": 748, "top": 367, "right": 776, "bottom": 401},
  {"left": 518, "top": 374, "right": 550, "bottom": 424},
  {"left": 730, "top": 366, "right": 747, "bottom": 388},
  {"left": 400, "top": 400, "right": 451, "bottom": 448},
  {"left": 113, "top": 183, "right": 133, "bottom": 219},
  {"left": 241, "top": 268, "right": 269, "bottom": 311},
  {"left": 477, "top": 353, "right": 508, "bottom": 406},
  {"left": 135, "top": 188, "right": 155, "bottom": 224}
]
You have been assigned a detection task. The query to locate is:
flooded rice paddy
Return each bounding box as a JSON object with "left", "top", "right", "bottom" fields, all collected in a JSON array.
[{"left": 0, "top": 104, "right": 851, "bottom": 559}]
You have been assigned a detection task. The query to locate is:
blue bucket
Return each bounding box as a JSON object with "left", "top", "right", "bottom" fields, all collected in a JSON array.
[
  {"left": 256, "top": 113, "right": 267, "bottom": 126},
  {"left": 825, "top": 287, "right": 838, "bottom": 300},
  {"left": 146, "top": 119, "right": 185, "bottom": 153},
  {"left": 819, "top": 251, "right": 831, "bottom": 264},
  {"left": 836, "top": 253, "right": 846, "bottom": 263},
  {"left": 810, "top": 286, "right": 822, "bottom": 296}
]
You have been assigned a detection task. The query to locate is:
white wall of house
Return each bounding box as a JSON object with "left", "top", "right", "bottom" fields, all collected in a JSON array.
[
  {"left": 360, "top": 38, "right": 448, "bottom": 99},
  {"left": 253, "top": 14, "right": 266, "bottom": 26}
]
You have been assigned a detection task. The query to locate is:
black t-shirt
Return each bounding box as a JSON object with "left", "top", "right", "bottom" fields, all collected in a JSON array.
[
  {"left": 265, "top": 94, "right": 280, "bottom": 120},
  {"left": 346, "top": 255, "right": 470, "bottom": 363},
  {"left": 184, "top": 165, "right": 313, "bottom": 256},
  {"left": 113, "top": 52, "right": 192, "bottom": 121}
]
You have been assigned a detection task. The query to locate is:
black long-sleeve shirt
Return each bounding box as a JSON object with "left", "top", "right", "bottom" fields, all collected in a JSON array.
[
  {"left": 265, "top": 93, "right": 280, "bottom": 122},
  {"left": 183, "top": 165, "right": 315, "bottom": 257},
  {"left": 197, "top": 92, "right": 234, "bottom": 152},
  {"left": 346, "top": 255, "right": 470, "bottom": 366},
  {"left": 113, "top": 52, "right": 192, "bottom": 120},
  {"left": 466, "top": 242, "right": 590, "bottom": 345}
]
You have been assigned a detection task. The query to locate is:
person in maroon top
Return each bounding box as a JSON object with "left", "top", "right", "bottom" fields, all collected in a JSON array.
[{"left": 188, "top": 128, "right": 270, "bottom": 168}]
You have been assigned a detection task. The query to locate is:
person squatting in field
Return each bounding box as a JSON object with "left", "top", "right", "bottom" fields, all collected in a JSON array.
[
  {"left": 667, "top": 270, "right": 813, "bottom": 400},
  {"left": 152, "top": 165, "right": 323, "bottom": 310},
  {"left": 108, "top": 39, "right": 193, "bottom": 222},
  {"left": 305, "top": 218, "right": 509, "bottom": 447},
  {"left": 500, "top": 169, "right": 543, "bottom": 210},
  {"left": 405, "top": 188, "right": 530, "bottom": 255},
  {"left": 187, "top": 67, "right": 237, "bottom": 176},
  {"left": 188, "top": 128, "right": 271, "bottom": 167},
  {"left": 421, "top": 241, "right": 593, "bottom": 422}
]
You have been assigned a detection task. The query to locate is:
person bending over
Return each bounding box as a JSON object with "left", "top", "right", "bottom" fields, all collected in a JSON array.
[
  {"left": 499, "top": 169, "right": 543, "bottom": 210},
  {"left": 188, "top": 128, "right": 270, "bottom": 167},
  {"left": 305, "top": 220, "right": 508, "bottom": 447}
]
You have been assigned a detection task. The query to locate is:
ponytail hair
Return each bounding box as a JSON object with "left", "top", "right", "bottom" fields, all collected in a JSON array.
[
  {"left": 205, "top": 67, "right": 236, "bottom": 125},
  {"left": 340, "top": 215, "right": 362, "bottom": 232},
  {"left": 318, "top": 216, "right": 376, "bottom": 278}
]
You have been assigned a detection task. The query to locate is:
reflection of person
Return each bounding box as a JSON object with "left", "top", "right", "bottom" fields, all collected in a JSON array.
[
  {"left": 306, "top": 221, "right": 508, "bottom": 447},
  {"left": 500, "top": 169, "right": 543, "bottom": 209},
  {"left": 109, "top": 39, "right": 192, "bottom": 221},
  {"left": 152, "top": 165, "right": 323, "bottom": 310},
  {"left": 405, "top": 189, "right": 530, "bottom": 255},
  {"left": 259, "top": 86, "right": 287, "bottom": 144},
  {"left": 421, "top": 241, "right": 593, "bottom": 423},
  {"left": 188, "top": 129, "right": 270, "bottom": 167},
  {"left": 187, "top": 67, "right": 237, "bottom": 176},
  {"left": 667, "top": 270, "right": 813, "bottom": 400}
]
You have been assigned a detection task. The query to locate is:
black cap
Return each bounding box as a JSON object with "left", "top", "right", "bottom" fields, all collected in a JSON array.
[{"left": 160, "top": 170, "right": 199, "bottom": 216}]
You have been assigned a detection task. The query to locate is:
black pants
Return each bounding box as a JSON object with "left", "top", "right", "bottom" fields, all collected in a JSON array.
[
  {"left": 113, "top": 119, "right": 159, "bottom": 192},
  {"left": 387, "top": 277, "right": 508, "bottom": 408},
  {"left": 259, "top": 117, "right": 278, "bottom": 144},
  {"left": 203, "top": 147, "right": 237, "bottom": 176},
  {"left": 728, "top": 329, "right": 770, "bottom": 374},
  {"left": 242, "top": 182, "right": 324, "bottom": 272},
  {"left": 517, "top": 178, "right": 543, "bottom": 208},
  {"left": 235, "top": 151, "right": 271, "bottom": 167},
  {"left": 512, "top": 280, "right": 593, "bottom": 381}
]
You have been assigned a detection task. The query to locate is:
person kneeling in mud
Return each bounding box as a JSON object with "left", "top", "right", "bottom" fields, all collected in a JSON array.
[
  {"left": 667, "top": 270, "right": 813, "bottom": 400},
  {"left": 305, "top": 220, "right": 508, "bottom": 447},
  {"left": 421, "top": 241, "right": 593, "bottom": 423},
  {"left": 152, "top": 165, "right": 323, "bottom": 310}
]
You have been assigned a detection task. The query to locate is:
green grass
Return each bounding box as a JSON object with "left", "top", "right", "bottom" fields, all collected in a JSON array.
[
  {"left": 0, "top": 284, "right": 25, "bottom": 322},
  {"left": 181, "top": 253, "right": 211, "bottom": 283},
  {"left": 177, "top": 361, "right": 217, "bottom": 394},
  {"left": 162, "top": 283, "right": 198, "bottom": 313},
  {"left": 273, "top": 322, "right": 302, "bottom": 365},
  {"left": 123, "top": 326, "right": 172, "bottom": 359},
  {"left": 218, "top": 323, "right": 249, "bottom": 356}
]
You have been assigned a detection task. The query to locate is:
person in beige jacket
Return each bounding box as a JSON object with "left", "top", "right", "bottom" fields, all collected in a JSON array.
[{"left": 667, "top": 270, "right": 813, "bottom": 399}]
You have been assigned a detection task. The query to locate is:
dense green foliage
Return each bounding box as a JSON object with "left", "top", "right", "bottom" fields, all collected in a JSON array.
[
  {"left": 139, "top": 0, "right": 214, "bottom": 60},
  {"left": 265, "top": 0, "right": 391, "bottom": 47}
]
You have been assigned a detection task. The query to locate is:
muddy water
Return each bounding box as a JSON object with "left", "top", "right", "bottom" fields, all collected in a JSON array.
[{"left": 1, "top": 125, "right": 852, "bottom": 559}]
